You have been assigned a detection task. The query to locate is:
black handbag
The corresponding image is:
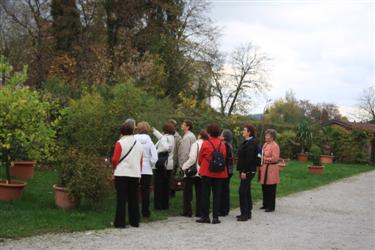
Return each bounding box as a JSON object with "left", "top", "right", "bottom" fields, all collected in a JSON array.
[
  {"left": 185, "top": 144, "right": 199, "bottom": 177},
  {"left": 155, "top": 151, "right": 169, "bottom": 171}
]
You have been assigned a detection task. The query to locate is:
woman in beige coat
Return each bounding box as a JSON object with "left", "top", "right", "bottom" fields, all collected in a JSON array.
[{"left": 259, "top": 129, "right": 280, "bottom": 212}]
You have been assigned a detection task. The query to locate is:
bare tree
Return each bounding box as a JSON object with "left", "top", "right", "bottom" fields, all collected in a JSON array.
[
  {"left": 212, "top": 42, "right": 270, "bottom": 116},
  {"left": 0, "top": 0, "right": 51, "bottom": 87},
  {"left": 358, "top": 86, "right": 375, "bottom": 121}
]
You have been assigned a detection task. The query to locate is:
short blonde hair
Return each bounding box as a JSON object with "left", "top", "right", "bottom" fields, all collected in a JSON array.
[
  {"left": 137, "top": 121, "right": 151, "bottom": 134},
  {"left": 265, "top": 129, "right": 277, "bottom": 139}
]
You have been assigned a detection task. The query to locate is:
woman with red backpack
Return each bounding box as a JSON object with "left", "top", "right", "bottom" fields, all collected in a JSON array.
[{"left": 196, "top": 123, "right": 227, "bottom": 224}]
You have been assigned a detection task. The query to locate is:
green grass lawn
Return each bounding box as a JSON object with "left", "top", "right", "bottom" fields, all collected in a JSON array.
[{"left": 0, "top": 161, "right": 373, "bottom": 239}]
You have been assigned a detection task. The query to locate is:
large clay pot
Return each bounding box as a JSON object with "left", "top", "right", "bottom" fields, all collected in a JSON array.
[
  {"left": 10, "top": 161, "right": 36, "bottom": 179},
  {"left": 308, "top": 166, "right": 324, "bottom": 174},
  {"left": 320, "top": 155, "right": 334, "bottom": 164},
  {"left": 0, "top": 180, "right": 27, "bottom": 201},
  {"left": 53, "top": 185, "right": 79, "bottom": 209},
  {"left": 297, "top": 153, "right": 308, "bottom": 161}
]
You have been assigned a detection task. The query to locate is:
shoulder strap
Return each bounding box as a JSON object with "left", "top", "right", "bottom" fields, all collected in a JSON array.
[
  {"left": 195, "top": 143, "right": 200, "bottom": 164},
  {"left": 208, "top": 140, "right": 217, "bottom": 151},
  {"left": 118, "top": 140, "right": 137, "bottom": 164}
]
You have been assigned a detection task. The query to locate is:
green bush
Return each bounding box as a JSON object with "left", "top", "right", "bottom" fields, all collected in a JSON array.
[
  {"left": 277, "top": 130, "right": 299, "bottom": 159},
  {"left": 59, "top": 91, "right": 113, "bottom": 156},
  {"left": 57, "top": 148, "right": 110, "bottom": 204},
  {"left": 59, "top": 81, "right": 175, "bottom": 156},
  {"left": 315, "top": 126, "right": 371, "bottom": 163},
  {"left": 309, "top": 144, "right": 321, "bottom": 166}
]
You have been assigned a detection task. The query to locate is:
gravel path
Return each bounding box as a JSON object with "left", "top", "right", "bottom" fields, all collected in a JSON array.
[{"left": 1, "top": 171, "right": 375, "bottom": 250}]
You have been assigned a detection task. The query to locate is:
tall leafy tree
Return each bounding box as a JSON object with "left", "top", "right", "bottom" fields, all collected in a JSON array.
[{"left": 51, "top": 0, "right": 82, "bottom": 52}]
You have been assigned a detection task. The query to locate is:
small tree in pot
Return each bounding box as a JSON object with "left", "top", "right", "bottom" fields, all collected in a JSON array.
[
  {"left": 319, "top": 127, "right": 335, "bottom": 164},
  {"left": 54, "top": 148, "right": 110, "bottom": 209},
  {"left": 296, "top": 120, "right": 313, "bottom": 161},
  {"left": 308, "top": 144, "right": 324, "bottom": 174},
  {"left": 0, "top": 56, "right": 57, "bottom": 201}
]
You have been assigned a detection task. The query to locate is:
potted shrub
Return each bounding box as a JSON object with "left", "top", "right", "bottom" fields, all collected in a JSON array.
[
  {"left": 308, "top": 144, "right": 324, "bottom": 174},
  {"left": 0, "top": 56, "right": 57, "bottom": 201},
  {"left": 53, "top": 148, "right": 110, "bottom": 209},
  {"left": 319, "top": 127, "right": 334, "bottom": 164},
  {"left": 296, "top": 121, "right": 312, "bottom": 161}
]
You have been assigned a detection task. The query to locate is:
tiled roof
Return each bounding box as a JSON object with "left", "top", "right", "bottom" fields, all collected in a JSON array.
[{"left": 322, "top": 119, "right": 375, "bottom": 133}]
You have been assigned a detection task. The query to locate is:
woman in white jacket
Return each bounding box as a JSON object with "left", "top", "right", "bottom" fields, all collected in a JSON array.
[
  {"left": 181, "top": 130, "right": 209, "bottom": 217},
  {"left": 111, "top": 122, "right": 144, "bottom": 228},
  {"left": 134, "top": 122, "right": 158, "bottom": 218},
  {"left": 152, "top": 122, "right": 175, "bottom": 210}
]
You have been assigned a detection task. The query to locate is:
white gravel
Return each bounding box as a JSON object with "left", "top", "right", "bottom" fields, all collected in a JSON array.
[{"left": 1, "top": 171, "right": 374, "bottom": 250}]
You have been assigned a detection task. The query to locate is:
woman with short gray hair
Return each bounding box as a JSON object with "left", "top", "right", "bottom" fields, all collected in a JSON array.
[{"left": 259, "top": 129, "right": 280, "bottom": 212}]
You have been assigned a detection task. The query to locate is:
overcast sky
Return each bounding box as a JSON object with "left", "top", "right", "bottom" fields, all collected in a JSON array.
[{"left": 208, "top": 0, "right": 374, "bottom": 119}]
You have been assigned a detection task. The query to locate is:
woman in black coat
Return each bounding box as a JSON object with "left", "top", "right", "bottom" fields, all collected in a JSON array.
[{"left": 236, "top": 124, "right": 260, "bottom": 221}]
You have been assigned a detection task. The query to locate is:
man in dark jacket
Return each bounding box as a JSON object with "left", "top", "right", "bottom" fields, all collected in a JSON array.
[{"left": 236, "top": 124, "right": 260, "bottom": 221}]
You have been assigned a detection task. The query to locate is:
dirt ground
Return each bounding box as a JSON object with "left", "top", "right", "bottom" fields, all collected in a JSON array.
[{"left": 1, "top": 171, "right": 374, "bottom": 250}]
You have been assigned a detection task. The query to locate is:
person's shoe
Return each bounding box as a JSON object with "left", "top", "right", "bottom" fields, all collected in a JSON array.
[
  {"left": 236, "top": 214, "right": 251, "bottom": 219},
  {"left": 195, "top": 213, "right": 202, "bottom": 218},
  {"left": 196, "top": 217, "right": 211, "bottom": 223},
  {"left": 130, "top": 224, "right": 139, "bottom": 228},
  {"left": 265, "top": 209, "right": 275, "bottom": 212},
  {"left": 211, "top": 218, "right": 221, "bottom": 224},
  {"left": 260, "top": 206, "right": 266, "bottom": 209},
  {"left": 113, "top": 222, "right": 125, "bottom": 228},
  {"left": 237, "top": 216, "right": 249, "bottom": 222},
  {"left": 180, "top": 212, "right": 192, "bottom": 217}
]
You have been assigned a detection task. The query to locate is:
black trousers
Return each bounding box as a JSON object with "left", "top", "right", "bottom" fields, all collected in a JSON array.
[
  {"left": 183, "top": 176, "right": 202, "bottom": 216},
  {"left": 219, "top": 176, "right": 232, "bottom": 216},
  {"left": 114, "top": 176, "right": 140, "bottom": 228},
  {"left": 140, "top": 174, "right": 152, "bottom": 217},
  {"left": 239, "top": 173, "right": 255, "bottom": 217},
  {"left": 201, "top": 176, "right": 223, "bottom": 219},
  {"left": 154, "top": 169, "right": 171, "bottom": 210},
  {"left": 262, "top": 184, "right": 277, "bottom": 210}
]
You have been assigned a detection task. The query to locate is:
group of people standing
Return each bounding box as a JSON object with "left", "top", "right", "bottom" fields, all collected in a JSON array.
[{"left": 111, "top": 118, "right": 281, "bottom": 228}]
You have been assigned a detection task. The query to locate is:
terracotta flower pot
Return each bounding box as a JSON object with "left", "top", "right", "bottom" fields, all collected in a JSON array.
[
  {"left": 0, "top": 180, "right": 27, "bottom": 201},
  {"left": 297, "top": 153, "right": 309, "bottom": 162},
  {"left": 10, "top": 161, "right": 36, "bottom": 179},
  {"left": 53, "top": 184, "right": 79, "bottom": 209},
  {"left": 320, "top": 155, "right": 334, "bottom": 164},
  {"left": 308, "top": 166, "right": 324, "bottom": 174}
]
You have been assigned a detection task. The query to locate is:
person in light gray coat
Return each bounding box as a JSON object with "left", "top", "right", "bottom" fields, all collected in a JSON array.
[
  {"left": 178, "top": 120, "right": 197, "bottom": 217},
  {"left": 168, "top": 119, "right": 182, "bottom": 198},
  {"left": 178, "top": 120, "right": 196, "bottom": 168}
]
